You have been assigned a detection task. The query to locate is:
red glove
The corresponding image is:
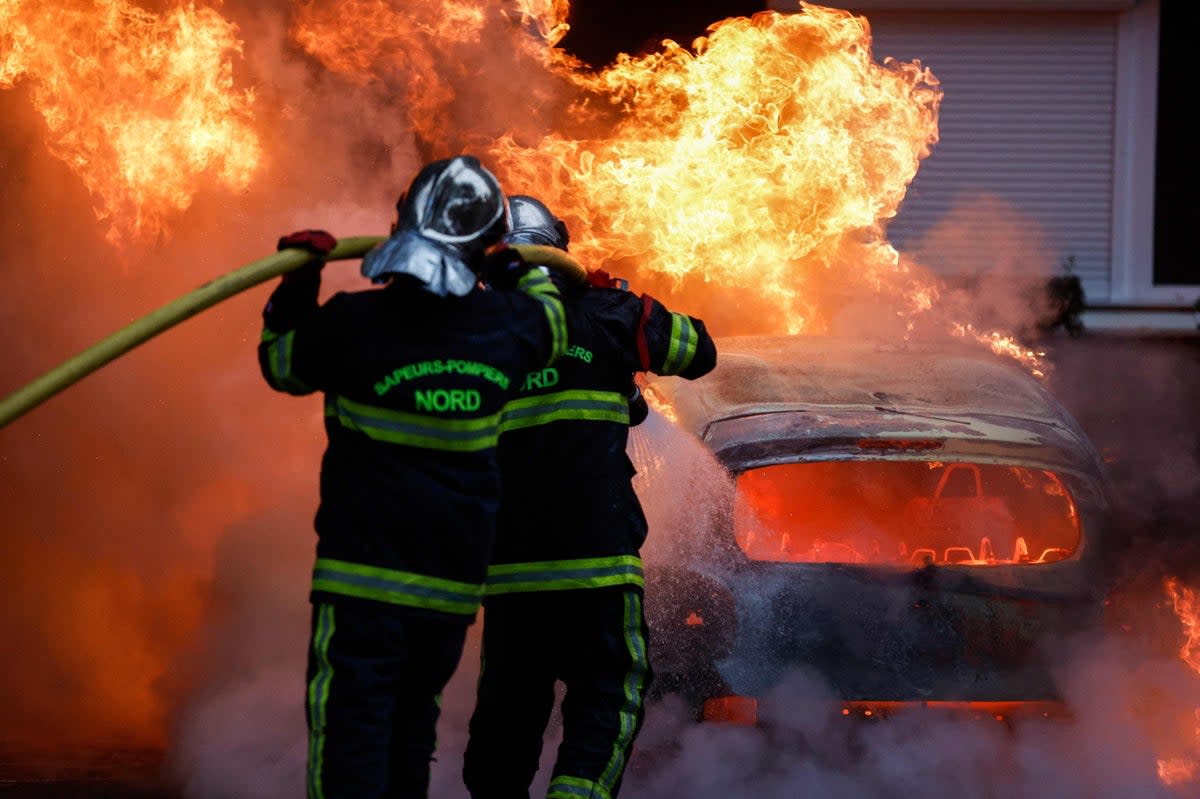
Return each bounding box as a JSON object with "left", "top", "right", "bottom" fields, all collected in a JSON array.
[
  {"left": 277, "top": 229, "right": 337, "bottom": 255},
  {"left": 278, "top": 230, "right": 336, "bottom": 284},
  {"left": 586, "top": 268, "right": 629, "bottom": 291}
]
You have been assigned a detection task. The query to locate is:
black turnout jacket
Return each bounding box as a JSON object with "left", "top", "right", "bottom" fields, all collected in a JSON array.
[
  {"left": 485, "top": 275, "right": 716, "bottom": 598},
  {"left": 259, "top": 263, "right": 565, "bottom": 622}
]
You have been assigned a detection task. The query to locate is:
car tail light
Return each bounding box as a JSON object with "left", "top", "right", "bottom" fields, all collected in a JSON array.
[
  {"left": 702, "top": 695, "right": 758, "bottom": 725},
  {"left": 835, "top": 700, "right": 1070, "bottom": 721},
  {"left": 856, "top": 438, "right": 943, "bottom": 451}
]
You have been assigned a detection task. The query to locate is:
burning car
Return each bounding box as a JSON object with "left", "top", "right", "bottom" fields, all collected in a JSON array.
[{"left": 636, "top": 335, "right": 1115, "bottom": 724}]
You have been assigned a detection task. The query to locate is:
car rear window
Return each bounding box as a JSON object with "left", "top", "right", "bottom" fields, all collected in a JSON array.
[{"left": 733, "top": 461, "right": 1081, "bottom": 566}]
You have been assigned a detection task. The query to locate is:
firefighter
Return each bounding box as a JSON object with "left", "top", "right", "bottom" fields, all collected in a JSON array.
[
  {"left": 257, "top": 157, "right": 566, "bottom": 799},
  {"left": 462, "top": 195, "right": 717, "bottom": 799}
]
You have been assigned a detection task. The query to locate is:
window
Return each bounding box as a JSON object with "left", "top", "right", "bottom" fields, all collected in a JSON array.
[{"left": 733, "top": 461, "right": 1081, "bottom": 566}]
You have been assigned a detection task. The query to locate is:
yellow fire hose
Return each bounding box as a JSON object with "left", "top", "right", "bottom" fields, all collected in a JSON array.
[
  {"left": 0, "top": 237, "right": 591, "bottom": 430},
  {"left": 506, "top": 243, "right": 588, "bottom": 286},
  {"left": 0, "top": 236, "right": 386, "bottom": 430}
]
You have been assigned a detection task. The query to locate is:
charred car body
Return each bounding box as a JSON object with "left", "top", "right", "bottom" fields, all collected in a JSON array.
[{"left": 638, "top": 336, "right": 1115, "bottom": 721}]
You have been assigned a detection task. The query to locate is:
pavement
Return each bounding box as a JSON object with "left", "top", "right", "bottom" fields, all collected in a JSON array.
[{"left": 0, "top": 747, "right": 169, "bottom": 797}]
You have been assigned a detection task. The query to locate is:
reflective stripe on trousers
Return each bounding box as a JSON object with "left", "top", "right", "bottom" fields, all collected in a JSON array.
[
  {"left": 307, "top": 603, "right": 336, "bottom": 799},
  {"left": 313, "top": 557, "right": 485, "bottom": 617},
  {"left": 546, "top": 591, "right": 649, "bottom": 799},
  {"left": 485, "top": 555, "right": 643, "bottom": 595}
]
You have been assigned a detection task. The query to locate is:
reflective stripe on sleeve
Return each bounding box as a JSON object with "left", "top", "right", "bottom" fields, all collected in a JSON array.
[
  {"left": 264, "top": 330, "right": 313, "bottom": 395},
  {"left": 661, "top": 313, "right": 699, "bottom": 376},
  {"left": 325, "top": 395, "right": 502, "bottom": 452},
  {"left": 485, "top": 555, "right": 644, "bottom": 595},
  {"left": 499, "top": 389, "right": 628, "bottom": 434},
  {"left": 312, "top": 558, "right": 485, "bottom": 616},
  {"left": 517, "top": 269, "right": 567, "bottom": 364}
]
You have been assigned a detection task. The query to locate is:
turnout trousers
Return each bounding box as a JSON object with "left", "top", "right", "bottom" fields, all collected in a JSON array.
[
  {"left": 305, "top": 600, "right": 468, "bottom": 799},
  {"left": 463, "top": 586, "right": 652, "bottom": 799}
]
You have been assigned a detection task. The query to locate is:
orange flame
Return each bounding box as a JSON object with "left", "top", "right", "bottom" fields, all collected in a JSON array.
[
  {"left": 292, "top": 0, "right": 488, "bottom": 80},
  {"left": 289, "top": 0, "right": 473, "bottom": 148},
  {"left": 290, "top": 2, "right": 940, "bottom": 334},
  {"left": 493, "top": 3, "right": 942, "bottom": 336},
  {"left": 641, "top": 381, "right": 678, "bottom": 424},
  {"left": 951, "top": 323, "right": 1047, "bottom": 378},
  {"left": 0, "top": 0, "right": 1054, "bottom": 374},
  {"left": 1157, "top": 578, "right": 1200, "bottom": 788},
  {"left": 1165, "top": 577, "right": 1200, "bottom": 674},
  {"left": 1160, "top": 749, "right": 1200, "bottom": 788},
  {"left": 292, "top": 1, "right": 1046, "bottom": 375},
  {"left": 508, "top": 0, "right": 571, "bottom": 47},
  {"left": 0, "top": 0, "right": 261, "bottom": 243},
  {"left": 291, "top": 0, "right": 581, "bottom": 159}
]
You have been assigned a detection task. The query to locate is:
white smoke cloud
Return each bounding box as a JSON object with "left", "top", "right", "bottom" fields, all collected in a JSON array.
[{"left": 618, "top": 637, "right": 1195, "bottom": 799}]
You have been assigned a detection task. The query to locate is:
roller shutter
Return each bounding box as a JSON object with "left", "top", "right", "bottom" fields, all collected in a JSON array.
[{"left": 850, "top": 10, "right": 1118, "bottom": 301}]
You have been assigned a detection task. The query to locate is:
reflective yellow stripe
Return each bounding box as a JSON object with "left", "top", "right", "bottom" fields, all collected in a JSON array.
[
  {"left": 312, "top": 557, "right": 485, "bottom": 616},
  {"left": 601, "top": 591, "right": 648, "bottom": 789},
  {"left": 486, "top": 555, "right": 643, "bottom": 595},
  {"left": 548, "top": 775, "right": 613, "bottom": 799},
  {"left": 544, "top": 594, "right": 647, "bottom": 797},
  {"left": 265, "top": 330, "right": 313, "bottom": 395},
  {"left": 499, "top": 389, "right": 628, "bottom": 433},
  {"left": 306, "top": 603, "right": 335, "bottom": 799},
  {"left": 662, "top": 313, "right": 698, "bottom": 375},
  {"left": 326, "top": 395, "right": 501, "bottom": 452},
  {"left": 518, "top": 270, "right": 567, "bottom": 364}
]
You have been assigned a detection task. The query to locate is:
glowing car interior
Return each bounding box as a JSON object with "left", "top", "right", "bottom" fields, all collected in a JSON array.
[{"left": 733, "top": 461, "right": 1081, "bottom": 566}]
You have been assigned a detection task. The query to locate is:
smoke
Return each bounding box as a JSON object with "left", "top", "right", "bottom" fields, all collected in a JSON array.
[
  {"left": 1043, "top": 331, "right": 1200, "bottom": 702},
  {"left": 904, "top": 192, "right": 1068, "bottom": 341},
  {"left": 1045, "top": 336, "right": 1200, "bottom": 550},
  {"left": 620, "top": 636, "right": 1196, "bottom": 799},
  {"left": 819, "top": 191, "right": 1072, "bottom": 377},
  {"left": 1, "top": 1, "right": 1196, "bottom": 797}
]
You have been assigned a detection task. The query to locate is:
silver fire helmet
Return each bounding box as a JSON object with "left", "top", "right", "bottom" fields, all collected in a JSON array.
[
  {"left": 506, "top": 195, "right": 570, "bottom": 251},
  {"left": 361, "top": 155, "right": 511, "bottom": 295}
]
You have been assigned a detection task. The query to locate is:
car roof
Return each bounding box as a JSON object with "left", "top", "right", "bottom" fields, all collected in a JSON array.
[
  {"left": 644, "top": 336, "right": 1106, "bottom": 475},
  {"left": 651, "top": 335, "right": 1061, "bottom": 424}
]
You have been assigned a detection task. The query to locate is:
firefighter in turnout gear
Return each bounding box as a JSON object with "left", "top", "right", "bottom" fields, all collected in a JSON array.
[
  {"left": 257, "top": 158, "right": 566, "bottom": 799},
  {"left": 463, "top": 196, "right": 717, "bottom": 799}
]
